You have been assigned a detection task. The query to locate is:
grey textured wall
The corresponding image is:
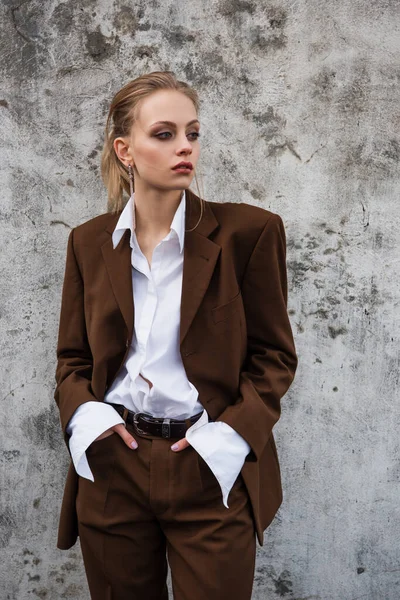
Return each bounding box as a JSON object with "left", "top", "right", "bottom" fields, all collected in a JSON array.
[{"left": 1, "top": 0, "right": 399, "bottom": 598}]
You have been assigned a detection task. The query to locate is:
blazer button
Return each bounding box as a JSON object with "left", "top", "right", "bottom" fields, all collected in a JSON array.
[{"left": 126, "top": 338, "right": 130, "bottom": 348}]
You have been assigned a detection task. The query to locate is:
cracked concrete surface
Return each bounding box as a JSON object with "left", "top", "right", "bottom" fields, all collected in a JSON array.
[{"left": 0, "top": 0, "right": 399, "bottom": 598}]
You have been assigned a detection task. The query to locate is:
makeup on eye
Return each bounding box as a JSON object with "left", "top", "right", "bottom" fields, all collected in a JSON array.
[
  {"left": 150, "top": 119, "right": 200, "bottom": 128},
  {"left": 149, "top": 118, "right": 201, "bottom": 139},
  {"left": 154, "top": 131, "right": 201, "bottom": 140}
]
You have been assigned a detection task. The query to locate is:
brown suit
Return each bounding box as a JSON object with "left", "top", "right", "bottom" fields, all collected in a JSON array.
[{"left": 54, "top": 187, "right": 298, "bottom": 550}]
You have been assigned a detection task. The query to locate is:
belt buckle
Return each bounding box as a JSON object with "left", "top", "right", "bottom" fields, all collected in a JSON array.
[
  {"left": 133, "top": 412, "right": 153, "bottom": 435},
  {"left": 161, "top": 418, "right": 171, "bottom": 439}
]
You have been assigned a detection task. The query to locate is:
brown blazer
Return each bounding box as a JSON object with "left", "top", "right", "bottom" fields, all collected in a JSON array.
[{"left": 54, "top": 188, "right": 298, "bottom": 549}]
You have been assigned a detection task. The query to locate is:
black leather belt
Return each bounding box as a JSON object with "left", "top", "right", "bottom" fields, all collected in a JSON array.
[{"left": 109, "top": 402, "right": 204, "bottom": 439}]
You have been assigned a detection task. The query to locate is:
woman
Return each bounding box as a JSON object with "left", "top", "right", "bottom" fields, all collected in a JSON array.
[{"left": 54, "top": 70, "right": 298, "bottom": 600}]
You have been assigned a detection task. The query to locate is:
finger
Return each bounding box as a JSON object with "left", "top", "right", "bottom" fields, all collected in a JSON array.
[
  {"left": 95, "top": 428, "right": 115, "bottom": 441},
  {"left": 171, "top": 437, "right": 191, "bottom": 452},
  {"left": 113, "top": 423, "right": 138, "bottom": 449}
]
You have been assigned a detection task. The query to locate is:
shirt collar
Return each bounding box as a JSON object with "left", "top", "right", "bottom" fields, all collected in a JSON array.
[{"left": 111, "top": 189, "right": 186, "bottom": 254}]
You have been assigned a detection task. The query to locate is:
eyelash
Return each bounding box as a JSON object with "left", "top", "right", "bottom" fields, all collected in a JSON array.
[{"left": 155, "top": 132, "right": 201, "bottom": 140}]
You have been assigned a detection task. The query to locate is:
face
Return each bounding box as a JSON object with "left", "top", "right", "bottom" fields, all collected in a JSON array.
[{"left": 114, "top": 89, "right": 201, "bottom": 192}]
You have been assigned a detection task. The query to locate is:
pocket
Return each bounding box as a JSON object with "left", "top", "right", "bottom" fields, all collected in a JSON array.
[
  {"left": 196, "top": 453, "right": 220, "bottom": 492},
  {"left": 196, "top": 453, "right": 246, "bottom": 507},
  {"left": 89, "top": 431, "right": 117, "bottom": 448},
  {"left": 212, "top": 291, "right": 242, "bottom": 324},
  {"left": 86, "top": 431, "right": 118, "bottom": 479},
  {"left": 76, "top": 434, "right": 118, "bottom": 525}
]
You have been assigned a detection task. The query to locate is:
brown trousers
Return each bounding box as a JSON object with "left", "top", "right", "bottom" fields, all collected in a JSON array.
[{"left": 76, "top": 422, "right": 256, "bottom": 599}]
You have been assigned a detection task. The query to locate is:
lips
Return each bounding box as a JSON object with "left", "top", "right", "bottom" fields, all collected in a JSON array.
[{"left": 172, "top": 161, "right": 193, "bottom": 170}]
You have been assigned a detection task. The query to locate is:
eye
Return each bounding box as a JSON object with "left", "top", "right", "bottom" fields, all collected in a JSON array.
[
  {"left": 155, "top": 132, "right": 172, "bottom": 139},
  {"left": 155, "top": 131, "right": 201, "bottom": 140}
]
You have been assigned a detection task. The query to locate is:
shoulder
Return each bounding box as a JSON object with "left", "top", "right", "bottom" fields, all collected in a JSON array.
[
  {"left": 207, "top": 199, "right": 283, "bottom": 236},
  {"left": 70, "top": 211, "right": 120, "bottom": 246}
]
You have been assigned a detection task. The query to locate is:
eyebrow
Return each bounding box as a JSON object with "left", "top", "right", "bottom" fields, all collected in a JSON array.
[{"left": 149, "top": 119, "right": 200, "bottom": 128}]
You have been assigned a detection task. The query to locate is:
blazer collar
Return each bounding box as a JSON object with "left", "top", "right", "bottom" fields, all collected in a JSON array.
[
  {"left": 111, "top": 190, "right": 186, "bottom": 254},
  {"left": 102, "top": 187, "right": 220, "bottom": 346},
  {"left": 105, "top": 187, "right": 218, "bottom": 239}
]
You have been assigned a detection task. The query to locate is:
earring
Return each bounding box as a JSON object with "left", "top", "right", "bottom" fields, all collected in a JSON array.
[{"left": 128, "top": 164, "right": 134, "bottom": 198}]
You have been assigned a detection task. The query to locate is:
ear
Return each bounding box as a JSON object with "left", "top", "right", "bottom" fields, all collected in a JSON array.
[{"left": 113, "top": 137, "right": 133, "bottom": 167}]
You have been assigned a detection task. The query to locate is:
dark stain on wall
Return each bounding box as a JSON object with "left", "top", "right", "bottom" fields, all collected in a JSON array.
[
  {"left": 359, "top": 278, "right": 384, "bottom": 311},
  {"left": 267, "top": 6, "right": 287, "bottom": 30},
  {"left": 183, "top": 51, "right": 234, "bottom": 86},
  {"left": 5, "top": 3, "right": 43, "bottom": 78},
  {"left": 307, "top": 57, "right": 400, "bottom": 183},
  {"left": 218, "top": 0, "right": 256, "bottom": 17},
  {"left": 272, "top": 569, "right": 293, "bottom": 596},
  {"left": 237, "top": 69, "right": 258, "bottom": 94},
  {"left": 217, "top": 3, "right": 287, "bottom": 49},
  {"left": 85, "top": 26, "right": 120, "bottom": 62},
  {"left": 286, "top": 258, "right": 314, "bottom": 289},
  {"left": 137, "top": 21, "right": 151, "bottom": 31},
  {"left": 250, "top": 7, "right": 288, "bottom": 51},
  {"left": 337, "top": 63, "right": 370, "bottom": 115},
  {"left": 286, "top": 214, "right": 394, "bottom": 350},
  {"left": 328, "top": 325, "right": 348, "bottom": 339},
  {"left": 38, "top": 270, "right": 62, "bottom": 290},
  {"left": 310, "top": 59, "right": 370, "bottom": 115},
  {"left": 21, "top": 407, "right": 61, "bottom": 451},
  {"left": 374, "top": 232, "right": 383, "bottom": 249},
  {"left": 249, "top": 187, "right": 265, "bottom": 201},
  {"left": 49, "top": 1, "right": 74, "bottom": 34},
  {"left": 0, "top": 506, "right": 17, "bottom": 548},
  {"left": 342, "top": 138, "right": 400, "bottom": 181},
  {"left": 245, "top": 105, "right": 286, "bottom": 142},
  {"left": 112, "top": 5, "right": 138, "bottom": 36},
  {"left": 10, "top": 2, "right": 44, "bottom": 44},
  {"left": 2, "top": 450, "right": 21, "bottom": 461},
  {"left": 311, "top": 67, "right": 337, "bottom": 102},
  {"left": 134, "top": 45, "right": 158, "bottom": 59},
  {"left": 163, "top": 25, "right": 197, "bottom": 49},
  {"left": 219, "top": 150, "right": 239, "bottom": 175},
  {"left": 249, "top": 24, "right": 286, "bottom": 51}
]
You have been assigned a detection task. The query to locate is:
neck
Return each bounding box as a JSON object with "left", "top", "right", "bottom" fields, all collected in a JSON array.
[{"left": 132, "top": 186, "right": 184, "bottom": 236}]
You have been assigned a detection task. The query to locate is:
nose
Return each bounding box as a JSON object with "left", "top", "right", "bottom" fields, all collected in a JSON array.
[{"left": 176, "top": 131, "right": 192, "bottom": 155}]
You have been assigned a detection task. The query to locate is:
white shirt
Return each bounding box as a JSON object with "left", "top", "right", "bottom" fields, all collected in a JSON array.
[{"left": 66, "top": 190, "right": 251, "bottom": 507}]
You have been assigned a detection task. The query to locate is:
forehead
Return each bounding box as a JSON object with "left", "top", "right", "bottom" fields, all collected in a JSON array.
[{"left": 136, "top": 90, "right": 198, "bottom": 125}]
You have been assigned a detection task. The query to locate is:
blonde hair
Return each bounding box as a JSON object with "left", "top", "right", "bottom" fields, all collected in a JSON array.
[{"left": 100, "top": 70, "right": 205, "bottom": 230}]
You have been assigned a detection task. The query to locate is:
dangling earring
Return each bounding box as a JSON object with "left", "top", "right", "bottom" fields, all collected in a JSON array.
[{"left": 128, "top": 164, "right": 134, "bottom": 198}]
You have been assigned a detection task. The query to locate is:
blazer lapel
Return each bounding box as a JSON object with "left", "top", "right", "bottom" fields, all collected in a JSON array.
[
  {"left": 179, "top": 188, "right": 220, "bottom": 344},
  {"left": 101, "top": 227, "right": 134, "bottom": 337},
  {"left": 101, "top": 188, "right": 220, "bottom": 348}
]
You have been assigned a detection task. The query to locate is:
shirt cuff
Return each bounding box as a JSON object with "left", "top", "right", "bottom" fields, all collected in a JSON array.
[
  {"left": 66, "top": 401, "right": 125, "bottom": 481},
  {"left": 185, "top": 410, "right": 251, "bottom": 508}
]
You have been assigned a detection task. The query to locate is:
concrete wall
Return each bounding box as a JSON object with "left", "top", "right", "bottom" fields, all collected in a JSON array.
[{"left": 1, "top": 0, "right": 399, "bottom": 598}]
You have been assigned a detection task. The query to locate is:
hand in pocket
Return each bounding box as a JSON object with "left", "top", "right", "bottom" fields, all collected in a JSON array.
[{"left": 93, "top": 423, "right": 138, "bottom": 449}]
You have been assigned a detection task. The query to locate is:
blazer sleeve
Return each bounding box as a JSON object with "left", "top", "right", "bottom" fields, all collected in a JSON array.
[
  {"left": 215, "top": 213, "right": 298, "bottom": 462},
  {"left": 54, "top": 227, "right": 99, "bottom": 451}
]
